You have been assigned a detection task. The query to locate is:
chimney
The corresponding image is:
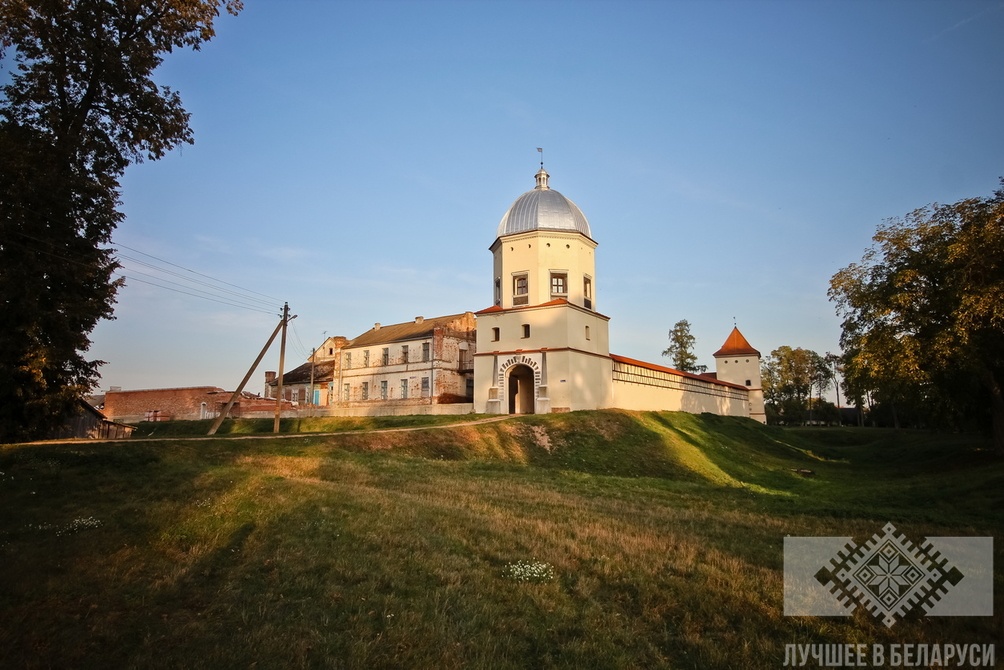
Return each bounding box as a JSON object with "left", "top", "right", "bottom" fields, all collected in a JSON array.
[
  {"left": 374, "top": 323, "right": 381, "bottom": 330},
  {"left": 415, "top": 316, "right": 424, "bottom": 323},
  {"left": 265, "top": 371, "right": 276, "bottom": 384}
]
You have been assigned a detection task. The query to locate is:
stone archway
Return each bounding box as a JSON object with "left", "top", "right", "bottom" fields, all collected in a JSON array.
[{"left": 507, "top": 364, "right": 536, "bottom": 414}]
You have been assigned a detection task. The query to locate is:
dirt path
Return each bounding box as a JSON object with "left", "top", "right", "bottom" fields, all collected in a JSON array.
[{"left": 28, "top": 414, "right": 518, "bottom": 445}]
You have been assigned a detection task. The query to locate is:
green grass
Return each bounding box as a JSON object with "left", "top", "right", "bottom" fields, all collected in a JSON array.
[{"left": 1, "top": 411, "right": 1001, "bottom": 669}]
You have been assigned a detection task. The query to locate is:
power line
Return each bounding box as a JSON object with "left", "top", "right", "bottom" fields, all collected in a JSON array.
[
  {"left": 7, "top": 229, "right": 284, "bottom": 315},
  {"left": 111, "top": 272, "right": 276, "bottom": 315},
  {"left": 112, "top": 241, "right": 281, "bottom": 303}
]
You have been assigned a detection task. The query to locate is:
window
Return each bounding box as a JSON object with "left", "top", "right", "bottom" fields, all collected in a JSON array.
[
  {"left": 328, "top": 347, "right": 333, "bottom": 356},
  {"left": 513, "top": 274, "right": 528, "bottom": 305},
  {"left": 745, "top": 379, "right": 752, "bottom": 387},
  {"left": 343, "top": 384, "right": 350, "bottom": 402},
  {"left": 400, "top": 379, "right": 409, "bottom": 399},
  {"left": 421, "top": 377, "right": 430, "bottom": 397},
  {"left": 380, "top": 380, "right": 388, "bottom": 399},
  {"left": 494, "top": 277, "right": 501, "bottom": 306},
  {"left": 402, "top": 345, "right": 409, "bottom": 363},
  {"left": 292, "top": 388, "right": 299, "bottom": 402},
  {"left": 361, "top": 382, "right": 369, "bottom": 400},
  {"left": 363, "top": 350, "right": 370, "bottom": 367},
  {"left": 381, "top": 347, "right": 389, "bottom": 365},
  {"left": 585, "top": 325, "right": 591, "bottom": 340},
  {"left": 422, "top": 342, "right": 430, "bottom": 362},
  {"left": 584, "top": 276, "right": 593, "bottom": 310},
  {"left": 344, "top": 352, "right": 351, "bottom": 369},
  {"left": 491, "top": 327, "right": 500, "bottom": 341},
  {"left": 522, "top": 324, "right": 530, "bottom": 338},
  {"left": 550, "top": 272, "right": 567, "bottom": 297}
]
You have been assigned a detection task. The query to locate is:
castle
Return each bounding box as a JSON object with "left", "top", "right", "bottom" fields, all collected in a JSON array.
[{"left": 268, "top": 166, "right": 765, "bottom": 423}]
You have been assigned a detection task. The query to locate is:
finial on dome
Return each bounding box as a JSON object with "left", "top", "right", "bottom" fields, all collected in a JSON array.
[{"left": 535, "top": 147, "right": 549, "bottom": 189}]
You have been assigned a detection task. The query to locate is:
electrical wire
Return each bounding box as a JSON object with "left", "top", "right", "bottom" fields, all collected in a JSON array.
[{"left": 6, "top": 228, "right": 285, "bottom": 315}]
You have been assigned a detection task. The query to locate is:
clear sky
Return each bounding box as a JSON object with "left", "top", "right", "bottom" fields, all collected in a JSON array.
[{"left": 86, "top": 0, "right": 1004, "bottom": 397}]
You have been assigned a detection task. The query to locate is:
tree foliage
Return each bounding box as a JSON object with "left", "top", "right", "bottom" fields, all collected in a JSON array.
[
  {"left": 0, "top": 0, "right": 241, "bottom": 441},
  {"left": 662, "top": 319, "right": 703, "bottom": 373},
  {"left": 829, "top": 182, "right": 1004, "bottom": 452},
  {"left": 761, "top": 346, "right": 833, "bottom": 425}
]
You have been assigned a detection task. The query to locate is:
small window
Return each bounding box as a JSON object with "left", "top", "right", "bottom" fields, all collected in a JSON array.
[
  {"left": 494, "top": 278, "right": 501, "bottom": 306},
  {"left": 522, "top": 324, "right": 530, "bottom": 338},
  {"left": 328, "top": 347, "right": 333, "bottom": 356},
  {"left": 745, "top": 379, "right": 752, "bottom": 386},
  {"left": 400, "top": 379, "right": 409, "bottom": 399},
  {"left": 381, "top": 347, "right": 389, "bottom": 365},
  {"left": 422, "top": 342, "right": 430, "bottom": 362},
  {"left": 343, "top": 384, "right": 350, "bottom": 401},
  {"left": 492, "top": 327, "right": 500, "bottom": 341},
  {"left": 513, "top": 274, "right": 528, "bottom": 305},
  {"left": 291, "top": 388, "right": 299, "bottom": 402},
  {"left": 361, "top": 382, "right": 369, "bottom": 400},
  {"left": 585, "top": 325, "right": 591, "bottom": 340},
  {"left": 402, "top": 345, "right": 409, "bottom": 363},
  {"left": 584, "top": 276, "right": 593, "bottom": 310},
  {"left": 344, "top": 352, "right": 351, "bottom": 368},
  {"left": 550, "top": 272, "right": 567, "bottom": 297},
  {"left": 421, "top": 377, "right": 430, "bottom": 397},
  {"left": 380, "top": 380, "right": 388, "bottom": 399}
]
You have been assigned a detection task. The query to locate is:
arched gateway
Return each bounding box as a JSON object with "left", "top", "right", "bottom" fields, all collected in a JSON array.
[{"left": 507, "top": 364, "right": 536, "bottom": 414}]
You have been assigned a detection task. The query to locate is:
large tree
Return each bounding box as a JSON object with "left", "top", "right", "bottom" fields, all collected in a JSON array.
[
  {"left": 662, "top": 319, "right": 704, "bottom": 373},
  {"left": 829, "top": 182, "right": 1004, "bottom": 452},
  {"left": 0, "top": 0, "right": 241, "bottom": 441},
  {"left": 761, "top": 346, "right": 833, "bottom": 425}
]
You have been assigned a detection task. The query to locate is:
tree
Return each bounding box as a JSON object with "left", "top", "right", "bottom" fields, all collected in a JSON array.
[
  {"left": 829, "top": 182, "right": 1004, "bottom": 453},
  {"left": 662, "top": 319, "right": 704, "bottom": 373},
  {"left": 761, "top": 346, "right": 829, "bottom": 425},
  {"left": 0, "top": 0, "right": 242, "bottom": 441}
]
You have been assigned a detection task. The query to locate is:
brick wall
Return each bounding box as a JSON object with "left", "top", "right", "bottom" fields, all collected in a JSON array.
[{"left": 103, "top": 387, "right": 227, "bottom": 422}]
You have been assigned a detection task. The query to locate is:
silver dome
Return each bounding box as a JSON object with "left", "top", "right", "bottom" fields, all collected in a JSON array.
[{"left": 496, "top": 169, "right": 592, "bottom": 239}]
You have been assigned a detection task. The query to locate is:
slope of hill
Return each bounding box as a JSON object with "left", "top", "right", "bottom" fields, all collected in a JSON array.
[{"left": 2, "top": 411, "right": 1000, "bottom": 668}]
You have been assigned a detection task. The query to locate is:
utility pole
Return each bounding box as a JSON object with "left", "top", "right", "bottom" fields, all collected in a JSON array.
[
  {"left": 273, "top": 302, "right": 292, "bottom": 434},
  {"left": 208, "top": 311, "right": 286, "bottom": 436}
]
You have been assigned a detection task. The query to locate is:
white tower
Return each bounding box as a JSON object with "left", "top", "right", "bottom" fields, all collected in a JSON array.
[
  {"left": 713, "top": 327, "right": 766, "bottom": 423},
  {"left": 473, "top": 167, "right": 612, "bottom": 414}
]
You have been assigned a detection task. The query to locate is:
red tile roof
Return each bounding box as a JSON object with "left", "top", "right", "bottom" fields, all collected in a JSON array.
[
  {"left": 609, "top": 354, "right": 748, "bottom": 390},
  {"left": 713, "top": 327, "right": 760, "bottom": 358}
]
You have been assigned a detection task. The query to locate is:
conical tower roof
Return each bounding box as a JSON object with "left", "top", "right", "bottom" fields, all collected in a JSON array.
[{"left": 713, "top": 326, "right": 760, "bottom": 358}]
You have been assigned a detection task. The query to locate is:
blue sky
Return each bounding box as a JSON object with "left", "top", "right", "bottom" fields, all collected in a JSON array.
[{"left": 86, "top": 0, "right": 1004, "bottom": 396}]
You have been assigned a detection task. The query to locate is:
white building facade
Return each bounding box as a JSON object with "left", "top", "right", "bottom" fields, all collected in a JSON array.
[{"left": 473, "top": 167, "right": 765, "bottom": 423}]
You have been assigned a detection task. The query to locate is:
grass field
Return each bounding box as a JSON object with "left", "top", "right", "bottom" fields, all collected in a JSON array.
[{"left": 1, "top": 410, "right": 1001, "bottom": 668}]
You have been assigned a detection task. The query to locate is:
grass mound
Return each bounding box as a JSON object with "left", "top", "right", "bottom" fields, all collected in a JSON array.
[{"left": 1, "top": 411, "right": 1000, "bottom": 668}]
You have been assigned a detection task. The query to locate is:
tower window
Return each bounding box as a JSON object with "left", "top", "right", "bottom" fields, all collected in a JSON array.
[
  {"left": 745, "top": 379, "right": 752, "bottom": 386},
  {"left": 491, "top": 327, "right": 500, "bottom": 341},
  {"left": 522, "top": 324, "right": 530, "bottom": 338},
  {"left": 494, "top": 277, "right": 501, "bottom": 306},
  {"left": 585, "top": 325, "right": 591, "bottom": 340},
  {"left": 550, "top": 272, "right": 567, "bottom": 297},
  {"left": 513, "top": 274, "right": 528, "bottom": 306},
  {"left": 584, "top": 276, "right": 593, "bottom": 310}
]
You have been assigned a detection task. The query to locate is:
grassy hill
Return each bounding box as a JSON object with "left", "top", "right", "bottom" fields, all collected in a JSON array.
[{"left": 1, "top": 411, "right": 1001, "bottom": 668}]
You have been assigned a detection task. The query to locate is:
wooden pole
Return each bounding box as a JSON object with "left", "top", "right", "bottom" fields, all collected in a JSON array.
[
  {"left": 273, "top": 302, "right": 290, "bottom": 433},
  {"left": 208, "top": 313, "right": 285, "bottom": 436}
]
